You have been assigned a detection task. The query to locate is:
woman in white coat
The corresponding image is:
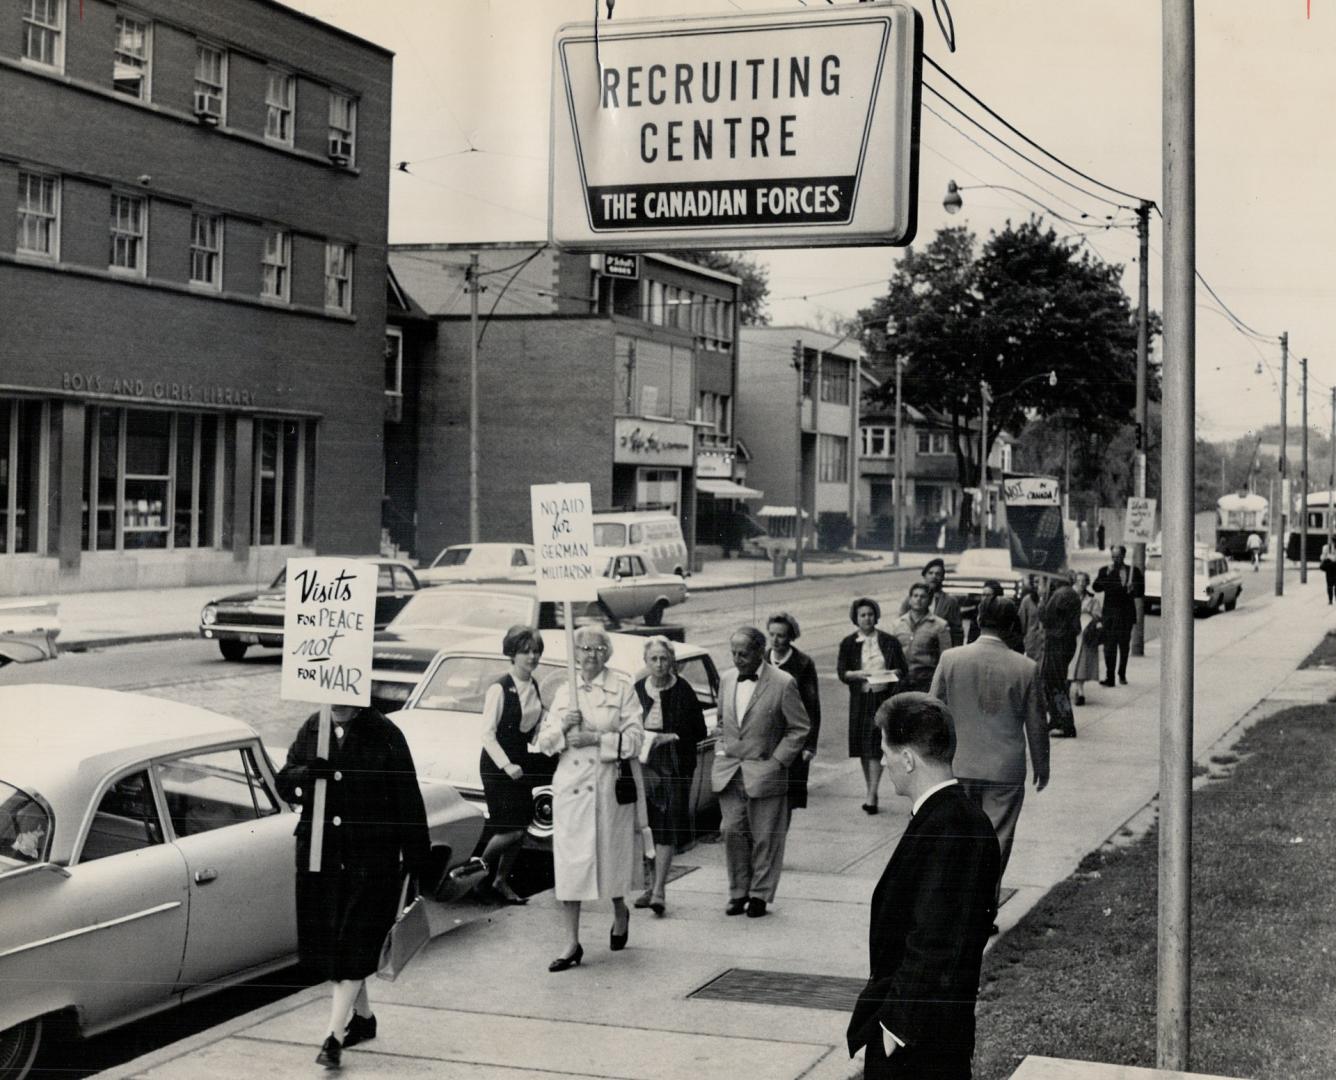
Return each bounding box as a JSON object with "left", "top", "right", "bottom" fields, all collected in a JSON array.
[{"left": 537, "top": 625, "right": 645, "bottom": 972}]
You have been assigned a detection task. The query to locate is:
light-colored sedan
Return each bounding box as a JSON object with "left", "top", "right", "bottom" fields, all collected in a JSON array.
[
  {"left": 417, "top": 543, "right": 535, "bottom": 586},
  {"left": 0, "top": 598, "right": 59, "bottom": 666},
  {"left": 390, "top": 632, "right": 721, "bottom": 851},
  {"left": 0, "top": 685, "right": 484, "bottom": 1080},
  {"left": 593, "top": 548, "right": 689, "bottom": 626},
  {"left": 1144, "top": 547, "right": 1243, "bottom": 615}
]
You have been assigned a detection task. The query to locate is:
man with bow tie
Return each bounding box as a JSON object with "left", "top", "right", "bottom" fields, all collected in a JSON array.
[
  {"left": 711, "top": 626, "right": 811, "bottom": 918},
  {"left": 1092, "top": 545, "right": 1144, "bottom": 687}
]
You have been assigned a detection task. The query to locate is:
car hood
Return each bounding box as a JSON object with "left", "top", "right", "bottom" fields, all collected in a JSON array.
[
  {"left": 372, "top": 627, "right": 499, "bottom": 670},
  {"left": 208, "top": 587, "right": 281, "bottom": 606},
  {"left": 391, "top": 707, "right": 486, "bottom": 793}
]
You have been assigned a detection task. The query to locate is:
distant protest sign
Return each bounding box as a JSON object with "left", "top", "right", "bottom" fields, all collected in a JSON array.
[
  {"left": 280, "top": 558, "right": 376, "bottom": 706},
  {"left": 1124, "top": 497, "right": 1158, "bottom": 544},
  {"left": 530, "top": 482, "right": 599, "bottom": 602},
  {"left": 1004, "top": 476, "right": 1066, "bottom": 575},
  {"left": 1002, "top": 476, "right": 1060, "bottom": 506}
]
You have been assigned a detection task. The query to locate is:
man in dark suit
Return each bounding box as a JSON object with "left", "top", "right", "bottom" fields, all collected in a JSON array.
[
  {"left": 847, "top": 693, "right": 1000, "bottom": 1079},
  {"left": 712, "top": 626, "right": 811, "bottom": 918},
  {"left": 930, "top": 597, "right": 1049, "bottom": 920},
  {"left": 899, "top": 558, "right": 964, "bottom": 647},
  {"left": 765, "top": 612, "right": 821, "bottom": 813},
  {"left": 1092, "top": 544, "right": 1144, "bottom": 686},
  {"left": 1038, "top": 571, "right": 1082, "bottom": 738}
]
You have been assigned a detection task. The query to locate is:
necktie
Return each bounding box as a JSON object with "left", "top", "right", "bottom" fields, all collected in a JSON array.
[{"left": 738, "top": 672, "right": 758, "bottom": 683}]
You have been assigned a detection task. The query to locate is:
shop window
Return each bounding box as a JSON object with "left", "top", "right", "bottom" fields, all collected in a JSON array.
[
  {"left": 194, "top": 41, "right": 226, "bottom": 121},
  {"left": 265, "top": 69, "right": 294, "bottom": 144},
  {"left": 818, "top": 434, "right": 848, "bottom": 483},
  {"left": 113, "top": 12, "right": 151, "bottom": 100},
  {"left": 16, "top": 171, "right": 59, "bottom": 259},
  {"left": 253, "top": 418, "right": 308, "bottom": 547},
  {"left": 635, "top": 468, "right": 680, "bottom": 515},
  {"left": 21, "top": 0, "right": 63, "bottom": 70},
  {"left": 0, "top": 399, "right": 46, "bottom": 555}
]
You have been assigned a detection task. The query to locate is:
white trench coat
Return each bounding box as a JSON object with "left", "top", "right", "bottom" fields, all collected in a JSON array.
[{"left": 538, "top": 668, "right": 646, "bottom": 902}]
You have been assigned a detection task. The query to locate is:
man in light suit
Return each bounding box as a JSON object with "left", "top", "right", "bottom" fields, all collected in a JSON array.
[
  {"left": 929, "top": 597, "right": 1049, "bottom": 923},
  {"left": 847, "top": 693, "right": 999, "bottom": 1079},
  {"left": 711, "top": 626, "right": 811, "bottom": 918}
]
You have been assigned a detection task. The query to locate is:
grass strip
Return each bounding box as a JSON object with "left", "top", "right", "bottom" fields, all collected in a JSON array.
[{"left": 971, "top": 703, "right": 1336, "bottom": 1080}]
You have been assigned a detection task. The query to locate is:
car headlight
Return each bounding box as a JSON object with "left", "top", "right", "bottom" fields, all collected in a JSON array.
[
  {"left": 529, "top": 785, "right": 554, "bottom": 836},
  {"left": 201, "top": 605, "right": 217, "bottom": 625}
]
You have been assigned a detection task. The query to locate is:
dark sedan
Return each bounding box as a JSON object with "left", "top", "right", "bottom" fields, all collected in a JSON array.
[{"left": 199, "top": 559, "right": 420, "bottom": 661}]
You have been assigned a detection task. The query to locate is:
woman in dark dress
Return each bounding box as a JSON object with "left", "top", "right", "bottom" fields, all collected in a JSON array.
[
  {"left": 277, "top": 702, "right": 430, "bottom": 1069},
  {"left": 633, "top": 636, "right": 707, "bottom": 916},
  {"left": 836, "top": 597, "right": 908, "bottom": 815},
  {"left": 765, "top": 611, "right": 821, "bottom": 812},
  {"left": 476, "top": 625, "right": 547, "bottom": 904}
]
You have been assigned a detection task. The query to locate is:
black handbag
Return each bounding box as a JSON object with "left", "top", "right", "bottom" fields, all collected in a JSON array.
[{"left": 615, "top": 730, "right": 637, "bottom": 805}]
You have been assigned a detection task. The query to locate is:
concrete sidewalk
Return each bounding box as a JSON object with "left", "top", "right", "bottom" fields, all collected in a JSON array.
[{"left": 97, "top": 573, "right": 1335, "bottom": 1080}]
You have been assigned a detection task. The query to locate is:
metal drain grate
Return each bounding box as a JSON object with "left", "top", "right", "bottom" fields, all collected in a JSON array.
[{"left": 690, "top": 968, "right": 865, "bottom": 1012}]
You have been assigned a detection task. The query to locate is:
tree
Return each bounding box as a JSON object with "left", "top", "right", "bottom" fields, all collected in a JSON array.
[
  {"left": 677, "top": 250, "right": 770, "bottom": 325},
  {"left": 859, "top": 219, "right": 1158, "bottom": 533}
]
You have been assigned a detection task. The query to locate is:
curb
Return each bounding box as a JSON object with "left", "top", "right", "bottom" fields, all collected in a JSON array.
[
  {"left": 59, "top": 631, "right": 197, "bottom": 653},
  {"left": 690, "top": 558, "right": 913, "bottom": 593}
]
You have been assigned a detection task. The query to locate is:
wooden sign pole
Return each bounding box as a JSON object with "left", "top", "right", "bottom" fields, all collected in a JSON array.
[
  {"left": 563, "top": 601, "right": 578, "bottom": 696},
  {"left": 308, "top": 703, "right": 332, "bottom": 873}
]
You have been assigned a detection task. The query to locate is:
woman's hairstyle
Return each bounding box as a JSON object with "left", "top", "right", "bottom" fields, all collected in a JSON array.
[
  {"left": 849, "top": 597, "right": 881, "bottom": 624},
  {"left": 642, "top": 635, "right": 677, "bottom": 661},
  {"left": 766, "top": 612, "right": 801, "bottom": 640},
  {"left": 501, "top": 624, "right": 544, "bottom": 659},
  {"left": 981, "top": 579, "right": 1003, "bottom": 598},
  {"left": 573, "top": 624, "right": 613, "bottom": 651},
  {"left": 1074, "top": 570, "right": 1091, "bottom": 589},
  {"left": 874, "top": 692, "right": 956, "bottom": 764}
]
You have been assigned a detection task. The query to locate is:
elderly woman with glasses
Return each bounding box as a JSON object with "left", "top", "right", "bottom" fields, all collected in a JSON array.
[{"left": 536, "top": 626, "right": 646, "bottom": 972}]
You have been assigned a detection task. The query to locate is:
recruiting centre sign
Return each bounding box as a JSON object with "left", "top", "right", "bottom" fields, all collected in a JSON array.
[{"left": 549, "top": 2, "right": 922, "bottom": 250}]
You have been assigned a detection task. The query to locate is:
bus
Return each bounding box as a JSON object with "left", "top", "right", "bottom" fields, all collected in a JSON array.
[
  {"left": 1216, "top": 491, "right": 1268, "bottom": 560},
  {"left": 1285, "top": 490, "right": 1336, "bottom": 562}
]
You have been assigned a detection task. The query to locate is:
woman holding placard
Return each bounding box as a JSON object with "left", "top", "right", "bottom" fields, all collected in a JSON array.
[
  {"left": 277, "top": 702, "right": 430, "bottom": 1069},
  {"left": 537, "top": 625, "right": 646, "bottom": 972}
]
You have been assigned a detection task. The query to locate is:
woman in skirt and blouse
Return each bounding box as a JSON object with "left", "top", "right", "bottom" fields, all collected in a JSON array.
[
  {"left": 277, "top": 702, "right": 430, "bottom": 1069},
  {"left": 836, "top": 597, "right": 908, "bottom": 815}
]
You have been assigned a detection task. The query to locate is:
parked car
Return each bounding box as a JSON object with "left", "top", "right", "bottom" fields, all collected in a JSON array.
[
  {"left": 0, "top": 685, "right": 484, "bottom": 1080},
  {"left": 389, "top": 632, "right": 722, "bottom": 852},
  {"left": 1143, "top": 547, "right": 1243, "bottom": 615},
  {"left": 593, "top": 548, "right": 688, "bottom": 626},
  {"left": 199, "top": 558, "right": 421, "bottom": 661},
  {"left": 592, "top": 511, "right": 689, "bottom": 577},
  {"left": 941, "top": 547, "right": 1026, "bottom": 621},
  {"left": 0, "top": 598, "right": 60, "bottom": 667},
  {"left": 417, "top": 543, "right": 535, "bottom": 586}
]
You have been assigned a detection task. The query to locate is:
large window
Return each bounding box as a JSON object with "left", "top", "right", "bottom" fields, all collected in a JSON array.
[
  {"left": 112, "top": 12, "right": 151, "bottom": 99},
  {"left": 253, "top": 418, "right": 308, "bottom": 546},
  {"left": 820, "top": 358, "right": 851, "bottom": 405},
  {"left": 261, "top": 228, "right": 290, "bottom": 301},
  {"left": 324, "top": 242, "right": 352, "bottom": 312},
  {"left": 916, "top": 431, "right": 950, "bottom": 455},
  {"left": 385, "top": 328, "right": 403, "bottom": 396},
  {"left": 189, "top": 212, "right": 222, "bottom": 288},
  {"left": 861, "top": 425, "right": 892, "bottom": 458},
  {"left": 328, "top": 92, "right": 357, "bottom": 164},
  {"left": 16, "top": 171, "right": 59, "bottom": 259},
  {"left": 109, "top": 193, "right": 146, "bottom": 275},
  {"left": 83, "top": 408, "right": 222, "bottom": 552},
  {"left": 21, "top": 0, "right": 63, "bottom": 69},
  {"left": 265, "top": 69, "right": 294, "bottom": 144},
  {"left": 818, "top": 434, "right": 849, "bottom": 483},
  {"left": 0, "top": 399, "right": 46, "bottom": 555},
  {"left": 193, "top": 41, "right": 226, "bottom": 120}
]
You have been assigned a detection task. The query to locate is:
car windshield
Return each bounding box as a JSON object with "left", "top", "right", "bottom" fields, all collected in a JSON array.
[
  {"left": 414, "top": 657, "right": 569, "bottom": 712},
  {"left": 0, "top": 782, "right": 51, "bottom": 864},
  {"left": 389, "top": 590, "right": 534, "bottom": 631},
  {"left": 593, "top": 523, "right": 626, "bottom": 546}
]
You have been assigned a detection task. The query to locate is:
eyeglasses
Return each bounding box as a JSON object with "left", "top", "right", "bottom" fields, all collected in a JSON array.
[{"left": 576, "top": 645, "right": 608, "bottom": 655}]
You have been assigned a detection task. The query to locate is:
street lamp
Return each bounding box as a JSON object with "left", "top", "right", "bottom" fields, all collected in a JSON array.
[{"left": 944, "top": 179, "right": 1112, "bottom": 221}]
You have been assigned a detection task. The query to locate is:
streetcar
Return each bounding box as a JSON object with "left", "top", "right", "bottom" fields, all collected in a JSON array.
[
  {"left": 1285, "top": 490, "right": 1336, "bottom": 562},
  {"left": 1216, "top": 491, "right": 1268, "bottom": 560}
]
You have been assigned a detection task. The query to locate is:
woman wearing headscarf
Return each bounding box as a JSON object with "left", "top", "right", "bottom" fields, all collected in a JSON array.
[
  {"left": 837, "top": 597, "right": 909, "bottom": 815},
  {"left": 632, "top": 636, "right": 707, "bottom": 916},
  {"left": 766, "top": 611, "right": 821, "bottom": 812}
]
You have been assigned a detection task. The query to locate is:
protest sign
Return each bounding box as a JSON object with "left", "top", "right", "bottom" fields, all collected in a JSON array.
[
  {"left": 1004, "top": 476, "right": 1066, "bottom": 575},
  {"left": 1124, "top": 497, "right": 1158, "bottom": 544},
  {"left": 281, "top": 557, "right": 377, "bottom": 706},
  {"left": 530, "top": 483, "right": 599, "bottom": 602}
]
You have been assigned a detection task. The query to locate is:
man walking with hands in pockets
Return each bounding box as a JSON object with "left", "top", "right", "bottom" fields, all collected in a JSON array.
[{"left": 712, "top": 627, "right": 811, "bottom": 918}]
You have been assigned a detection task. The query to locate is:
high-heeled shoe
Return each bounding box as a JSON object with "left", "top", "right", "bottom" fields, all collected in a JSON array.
[
  {"left": 548, "top": 944, "right": 583, "bottom": 972},
  {"left": 649, "top": 899, "right": 666, "bottom": 917},
  {"left": 610, "top": 916, "right": 630, "bottom": 951}
]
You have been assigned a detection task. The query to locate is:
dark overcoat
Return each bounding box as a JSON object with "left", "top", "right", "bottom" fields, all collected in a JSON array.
[
  {"left": 837, "top": 630, "right": 909, "bottom": 759},
  {"left": 770, "top": 646, "right": 822, "bottom": 809}
]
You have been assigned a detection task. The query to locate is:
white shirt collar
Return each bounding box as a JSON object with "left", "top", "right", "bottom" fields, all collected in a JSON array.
[{"left": 912, "top": 778, "right": 959, "bottom": 816}]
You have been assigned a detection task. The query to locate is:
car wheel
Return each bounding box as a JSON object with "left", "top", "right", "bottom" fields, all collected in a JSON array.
[
  {"left": 644, "top": 600, "right": 668, "bottom": 627},
  {"left": 218, "top": 640, "right": 248, "bottom": 662},
  {"left": 1224, "top": 593, "right": 1238, "bottom": 611},
  {"left": 0, "top": 1017, "right": 42, "bottom": 1080}
]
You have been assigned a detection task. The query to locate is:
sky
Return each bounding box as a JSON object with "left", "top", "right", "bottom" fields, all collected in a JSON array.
[{"left": 288, "top": 0, "right": 1333, "bottom": 442}]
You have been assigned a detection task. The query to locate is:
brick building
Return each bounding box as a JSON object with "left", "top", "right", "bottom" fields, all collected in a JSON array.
[
  {"left": 387, "top": 245, "right": 745, "bottom": 566},
  {"left": 0, "top": 0, "right": 392, "bottom": 594}
]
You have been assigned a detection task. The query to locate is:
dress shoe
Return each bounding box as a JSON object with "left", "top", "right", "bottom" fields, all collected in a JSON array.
[
  {"left": 316, "top": 1035, "right": 343, "bottom": 1069},
  {"left": 650, "top": 899, "right": 666, "bottom": 917},
  {"left": 1099, "top": 678, "right": 1116, "bottom": 688},
  {"left": 989, "top": 924, "right": 1000, "bottom": 936},
  {"left": 633, "top": 890, "right": 653, "bottom": 909},
  {"left": 548, "top": 944, "right": 584, "bottom": 972},
  {"left": 343, "top": 1012, "right": 377, "bottom": 1048},
  {"left": 610, "top": 917, "right": 629, "bottom": 951},
  {"left": 746, "top": 897, "right": 768, "bottom": 918},
  {"left": 1118, "top": 675, "right": 1128, "bottom": 685},
  {"left": 1073, "top": 693, "right": 1085, "bottom": 706},
  {"left": 495, "top": 883, "right": 528, "bottom": 905},
  {"left": 1051, "top": 726, "right": 1077, "bottom": 739},
  {"left": 726, "top": 897, "right": 748, "bottom": 916},
  {"left": 861, "top": 803, "right": 879, "bottom": 815}
]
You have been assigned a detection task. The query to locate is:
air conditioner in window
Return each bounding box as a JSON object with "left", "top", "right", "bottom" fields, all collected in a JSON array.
[
  {"left": 194, "top": 91, "right": 222, "bottom": 124},
  {"left": 328, "top": 137, "right": 353, "bottom": 165}
]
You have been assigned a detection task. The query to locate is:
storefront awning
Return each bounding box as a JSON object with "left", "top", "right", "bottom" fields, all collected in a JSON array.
[
  {"left": 757, "top": 505, "right": 811, "bottom": 518},
  {"left": 696, "top": 478, "right": 764, "bottom": 499}
]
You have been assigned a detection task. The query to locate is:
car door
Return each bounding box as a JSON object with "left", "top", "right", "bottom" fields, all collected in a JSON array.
[
  {"left": 50, "top": 769, "right": 190, "bottom": 1032},
  {"left": 672, "top": 655, "right": 720, "bottom": 820},
  {"left": 155, "top": 743, "right": 296, "bottom": 992},
  {"left": 598, "top": 557, "right": 628, "bottom": 619}
]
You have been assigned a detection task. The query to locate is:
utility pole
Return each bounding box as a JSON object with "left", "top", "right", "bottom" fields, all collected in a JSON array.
[
  {"left": 1301, "top": 357, "right": 1309, "bottom": 584},
  {"left": 793, "top": 339, "right": 805, "bottom": 578},
  {"left": 893, "top": 356, "right": 904, "bottom": 567},
  {"left": 467, "top": 250, "right": 481, "bottom": 543},
  {"left": 1275, "top": 333, "right": 1288, "bottom": 597},
  {"left": 1132, "top": 198, "right": 1151, "bottom": 656},
  {"left": 979, "top": 380, "right": 990, "bottom": 549},
  {"left": 1158, "top": 0, "right": 1195, "bottom": 1068}
]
